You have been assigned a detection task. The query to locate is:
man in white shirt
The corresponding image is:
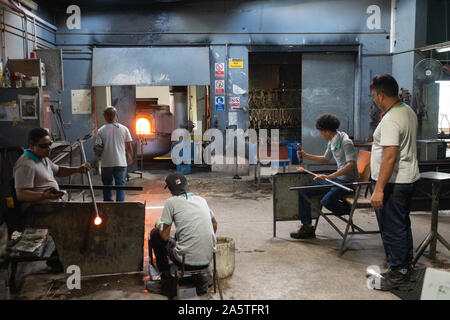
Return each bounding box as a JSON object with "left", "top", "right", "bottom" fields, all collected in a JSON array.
[
  {"left": 370, "top": 74, "right": 420, "bottom": 291},
  {"left": 95, "top": 106, "right": 133, "bottom": 201}
]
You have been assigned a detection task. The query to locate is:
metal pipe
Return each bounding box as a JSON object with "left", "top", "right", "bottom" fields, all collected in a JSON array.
[
  {"left": 354, "top": 43, "right": 362, "bottom": 140},
  {"left": 79, "top": 139, "right": 101, "bottom": 222},
  {"left": 21, "top": 7, "right": 28, "bottom": 57},
  {"left": 298, "top": 167, "right": 354, "bottom": 192},
  {"left": 8, "top": 0, "right": 56, "bottom": 31},
  {"left": 225, "top": 43, "right": 229, "bottom": 124},
  {"left": 32, "top": 15, "right": 36, "bottom": 50},
  {"left": 1, "top": 6, "right": 55, "bottom": 34},
  {"left": 390, "top": 0, "right": 397, "bottom": 53},
  {"left": 59, "top": 184, "right": 143, "bottom": 191},
  {"left": 7, "top": 0, "right": 29, "bottom": 57},
  {"left": 0, "top": 26, "right": 51, "bottom": 49},
  {"left": 55, "top": 31, "right": 389, "bottom": 36},
  {"left": 1, "top": 8, "right": 6, "bottom": 71},
  {"left": 1, "top": 21, "right": 56, "bottom": 45}
]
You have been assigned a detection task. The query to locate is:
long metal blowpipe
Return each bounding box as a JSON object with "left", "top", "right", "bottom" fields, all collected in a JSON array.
[
  {"left": 79, "top": 136, "right": 102, "bottom": 226},
  {"left": 297, "top": 166, "right": 354, "bottom": 192}
]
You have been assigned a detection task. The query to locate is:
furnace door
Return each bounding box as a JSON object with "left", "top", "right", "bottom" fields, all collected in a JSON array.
[{"left": 301, "top": 53, "right": 355, "bottom": 158}]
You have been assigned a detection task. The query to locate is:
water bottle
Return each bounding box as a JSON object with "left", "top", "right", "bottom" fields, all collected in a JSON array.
[{"left": 297, "top": 143, "right": 303, "bottom": 164}]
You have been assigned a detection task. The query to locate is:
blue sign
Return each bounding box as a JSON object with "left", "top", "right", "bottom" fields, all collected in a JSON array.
[{"left": 215, "top": 96, "right": 225, "bottom": 111}]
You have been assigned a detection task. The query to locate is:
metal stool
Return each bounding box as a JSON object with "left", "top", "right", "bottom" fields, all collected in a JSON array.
[
  {"left": 147, "top": 232, "right": 223, "bottom": 300},
  {"left": 175, "top": 252, "right": 223, "bottom": 300}
]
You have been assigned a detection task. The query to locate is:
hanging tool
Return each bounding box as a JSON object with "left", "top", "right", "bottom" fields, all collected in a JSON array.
[
  {"left": 297, "top": 166, "right": 353, "bottom": 192},
  {"left": 49, "top": 104, "right": 67, "bottom": 141}
]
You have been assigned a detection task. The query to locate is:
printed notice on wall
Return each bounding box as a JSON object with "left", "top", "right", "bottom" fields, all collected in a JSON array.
[
  {"left": 228, "top": 111, "right": 238, "bottom": 126},
  {"left": 229, "top": 58, "right": 243, "bottom": 68},
  {"left": 215, "top": 96, "right": 225, "bottom": 111},
  {"left": 230, "top": 97, "right": 241, "bottom": 111},
  {"left": 215, "top": 63, "right": 225, "bottom": 78},
  {"left": 71, "top": 89, "right": 92, "bottom": 114},
  {"left": 215, "top": 80, "right": 225, "bottom": 95}
]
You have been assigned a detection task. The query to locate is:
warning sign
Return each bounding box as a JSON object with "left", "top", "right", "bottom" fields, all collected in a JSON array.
[
  {"left": 230, "top": 97, "right": 241, "bottom": 110},
  {"left": 215, "top": 63, "right": 224, "bottom": 78},
  {"left": 215, "top": 96, "right": 225, "bottom": 111},
  {"left": 215, "top": 80, "right": 225, "bottom": 95},
  {"left": 229, "top": 58, "right": 243, "bottom": 68}
]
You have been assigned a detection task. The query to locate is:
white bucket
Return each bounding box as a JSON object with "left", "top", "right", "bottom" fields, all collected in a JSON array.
[{"left": 215, "top": 236, "right": 235, "bottom": 279}]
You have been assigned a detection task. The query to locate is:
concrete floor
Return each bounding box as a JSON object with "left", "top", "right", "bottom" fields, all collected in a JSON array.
[{"left": 9, "top": 165, "right": 450, "bottom": 300}]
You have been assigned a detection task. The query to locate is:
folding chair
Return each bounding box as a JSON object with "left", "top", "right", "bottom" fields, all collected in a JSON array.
[{"left": 292, "top": 150, "right": 381, "bottom": 256}]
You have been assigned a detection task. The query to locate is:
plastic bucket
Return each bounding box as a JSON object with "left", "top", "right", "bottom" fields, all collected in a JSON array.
[{"left": 215, "top": 236, "right": 235, "bottom": 279}]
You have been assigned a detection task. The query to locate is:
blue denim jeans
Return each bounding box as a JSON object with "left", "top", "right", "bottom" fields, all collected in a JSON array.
[
  {"left": 298, "top": 178, "right": 352, "bottom": 225},
  {"left": 375, "top": 182, "right": 416, "bottom": 270},
  {"left": 101, "top": 166, "right": 127, "bottom": 201}
]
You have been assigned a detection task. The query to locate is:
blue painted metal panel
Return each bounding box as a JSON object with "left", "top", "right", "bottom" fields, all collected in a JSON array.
[
  {"left": 92, "top": 47, "right": 210, "bottom": 86},
  {"left": 51, "top": 0, "right": 396, "bottom": 143}
]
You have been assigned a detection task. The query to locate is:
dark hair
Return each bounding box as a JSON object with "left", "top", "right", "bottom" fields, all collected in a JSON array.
[
  {"left": 104, "top": 106, "right": 117, "bottom": 123},
  {"left": 28, "top": 128, "right": 49, "bottom": 146},
  {"left": 370, "top": 74, "right": 399, "bottom": 98},
  {"left": 316, "top": 114, "right": 340, "bottom": 132}
]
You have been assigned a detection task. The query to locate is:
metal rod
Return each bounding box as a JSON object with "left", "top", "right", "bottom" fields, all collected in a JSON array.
[
  {"left": 0, "top": 27, "right": 52, "bottom": 49},
  {"left": 59, "top": 184, "right": 143, "bottom": 191},
  {"left": 299, "top": 167, "right": 354, "bottom": 192},
  {"left": 55, "top": 31, "right": 388, "bottom": 36},
  {"left": 79, "top": 139, "right": 99, "bottom": 219}
]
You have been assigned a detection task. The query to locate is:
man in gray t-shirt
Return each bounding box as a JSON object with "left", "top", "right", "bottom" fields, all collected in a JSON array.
[
  {"left": 149, "top": 172, "right": 217, "bottom": 297},
  {"left": 290, "top": 114, "right": 357, "bottom": 240}
]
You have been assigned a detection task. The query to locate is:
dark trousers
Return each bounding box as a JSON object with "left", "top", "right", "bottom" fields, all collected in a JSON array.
[
  {"left": 101, "top": 167, "right": 127, "bottom": 201},
  {"left": 149, "top": 228, "right": 208, "bottom": 274},
  {"left": 375, "top": 182, "right": 416, "bottom": 270},
  {"left": 298, "top": 178, "right": 352, "bottom": 225}
]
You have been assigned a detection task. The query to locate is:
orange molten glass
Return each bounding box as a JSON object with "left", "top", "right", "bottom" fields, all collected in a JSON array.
[
  {"left": 94, "top": 216, "right": 102, "bottom": 226},
  {"left": 136, "top": 117, "right": 151, "bottom": 135},
  {"left": 298, "top": 166, "right": 304, "bottom": 172}
]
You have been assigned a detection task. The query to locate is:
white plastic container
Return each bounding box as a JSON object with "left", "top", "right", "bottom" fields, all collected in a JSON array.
[{"left": 215, "top": 236, "right": 235, "bottom": 279}]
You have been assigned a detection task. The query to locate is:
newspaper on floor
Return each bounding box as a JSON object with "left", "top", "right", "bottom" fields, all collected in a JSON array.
[{"left": 11, "top": 228, "right": 49, "bottom": 254}]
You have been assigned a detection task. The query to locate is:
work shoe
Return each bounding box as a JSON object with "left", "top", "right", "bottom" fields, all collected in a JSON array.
[
  {"left": 160, "top": 274, "right": 177, "bottom": 299},
  {"left": 145, "top": 279, "right": 162, "bottom": 294},
  {"left": 372, "top": 268, "right": 413, "bottom": 291},
  {"left": 290, "top": 225, "right": 316, "bottom": 239}
]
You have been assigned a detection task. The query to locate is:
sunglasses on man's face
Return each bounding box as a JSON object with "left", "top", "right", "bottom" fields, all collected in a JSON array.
[{"left": 37, "top": 142, "right": 53, "bottom": 149}]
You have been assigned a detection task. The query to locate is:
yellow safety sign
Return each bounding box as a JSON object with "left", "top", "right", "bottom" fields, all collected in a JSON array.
[{"left": 229, "top": 58, "right": 243, "bottom": 68}]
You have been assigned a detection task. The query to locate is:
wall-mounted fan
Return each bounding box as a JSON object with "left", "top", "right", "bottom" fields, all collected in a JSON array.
[
  {"left": 413, "top": 58, "right": 443, "bottom": 119},
  {"left": 414, "top": 58, "right": 443, "bottom": 84}
]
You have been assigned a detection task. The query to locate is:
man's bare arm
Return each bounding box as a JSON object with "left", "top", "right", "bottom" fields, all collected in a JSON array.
[
  {"left": 371, "top": 146, "right": 398, "bottom": 209},
  {"left": 327, "top": 161, "right": 356, "bottom": 180},
  {"left": 160, "top": 223, "right": 172, "bottom": 241},
  {"left": 126, "top": 142, "right": 133, "bottom": 165},
  {"left": 211, "top": 217, "right": 218, "bottom": 233},
  {"left": 297, "top": 150, "right": 328, "bottom": 164},
  {"left": 56, "top": 163, "right": 91, "bottom": 177},
  {"left": 16, "top": 188, "right": 62, "bottom": 202}
]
